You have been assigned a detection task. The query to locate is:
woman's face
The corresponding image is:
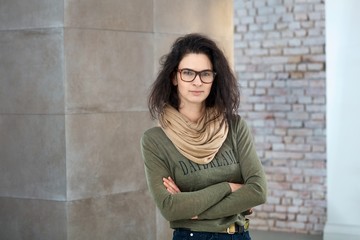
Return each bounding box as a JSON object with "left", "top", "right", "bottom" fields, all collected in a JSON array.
[{"left": 173, "top": 53, "right": 214, "bottom": 108}]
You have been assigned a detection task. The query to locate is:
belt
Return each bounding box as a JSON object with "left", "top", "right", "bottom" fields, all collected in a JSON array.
[
  {"left": 224, "top": 219, "right": 250, "bottom": 234},
  {"left": 174, "top": 219, "right": 250, "bottom": 235}
]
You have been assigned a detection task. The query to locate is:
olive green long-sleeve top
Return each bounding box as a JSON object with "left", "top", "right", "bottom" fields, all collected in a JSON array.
[{"left": 140, "top": 115, "right": 267, "bottom": 233}]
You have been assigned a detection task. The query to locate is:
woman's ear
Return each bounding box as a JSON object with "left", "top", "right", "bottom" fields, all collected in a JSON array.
[{"left": 172, "top": 76, "right": 178, "bottom": 86}]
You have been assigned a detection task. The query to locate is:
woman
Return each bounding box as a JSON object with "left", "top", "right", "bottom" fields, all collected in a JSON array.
[{"left": 141, "top": 33, "right": 267, "bottom": 240}]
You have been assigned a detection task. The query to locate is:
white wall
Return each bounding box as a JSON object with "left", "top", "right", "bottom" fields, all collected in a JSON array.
[{"left": 325, "top": 1, "right": 360, "bottom": 239}]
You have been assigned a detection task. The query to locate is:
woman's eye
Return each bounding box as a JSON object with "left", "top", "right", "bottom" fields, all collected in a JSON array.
[
  {"left": 202, "top": 72, "right": 211, "bottom": 77},
  {"left": 201, "top": 71, "right": 213, "bottom": 77},
  {"left": 183, "top": 70, "right": 195, "bottom": 76}
]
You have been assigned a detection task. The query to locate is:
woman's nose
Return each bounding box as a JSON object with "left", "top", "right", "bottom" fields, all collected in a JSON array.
[{"left": 192, "top": 74, "right": 203, "bottom": 85}]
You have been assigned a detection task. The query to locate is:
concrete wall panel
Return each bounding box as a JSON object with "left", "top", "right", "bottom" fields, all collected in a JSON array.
[
  {"left": 67, "top": 191, "right": 156, "bottom": 240},
  {"left": 0, "top": 115, "right": 66, "bottom": 200},
  {"left": 65, "top": 30, "right": 153, "bottom": 113},
  {"left": 0, "top": 29, "right": 64, "bottom": 114},
  {"left": 66, "top": 111, "right": 153, "bottom": 200},
  {"left": 0, "top": 0, "right": 63, "bottom": 30},
  {"left": 0, "top": 197, "right": 67, "bottom": 240},
  {"left": 65, "top": 0, "right": 153, "bottom": 32},
  {"left": 154, "top": 0, "right": 233, "bottom": 38}
]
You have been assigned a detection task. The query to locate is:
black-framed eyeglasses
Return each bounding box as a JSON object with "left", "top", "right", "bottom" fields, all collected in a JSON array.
[{"left": 177, "top": 68, "right": 216, "bottom": 84}]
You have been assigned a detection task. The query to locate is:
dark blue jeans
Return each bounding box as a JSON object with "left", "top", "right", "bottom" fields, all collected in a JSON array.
[{"left": 172, "top": 228, "right": 251, "bottom": 240}]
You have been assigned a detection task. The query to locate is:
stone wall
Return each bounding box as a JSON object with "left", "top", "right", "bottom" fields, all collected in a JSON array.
[
  {"left": 0, "top": 0, "right": 233, "bottom": 239},
  {"left": 234, "top": 0, "right": 326, "bottom": 234}
]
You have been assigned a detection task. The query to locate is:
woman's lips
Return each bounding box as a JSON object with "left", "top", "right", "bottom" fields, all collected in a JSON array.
[{"left": 190, "top": 91, "right": 203, "bottom": 95}]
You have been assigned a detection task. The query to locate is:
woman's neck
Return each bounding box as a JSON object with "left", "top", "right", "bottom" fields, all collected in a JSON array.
[{"left": 179, "top": 103, "right": 206, "bottom": 123}]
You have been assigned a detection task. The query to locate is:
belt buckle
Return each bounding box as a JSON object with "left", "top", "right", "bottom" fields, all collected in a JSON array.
[
  {"left": 226, "top": 223, "right": 236, "bottom": 234},
  {"left": 244, "top": 218, "right": 250, "bottom": 231}
]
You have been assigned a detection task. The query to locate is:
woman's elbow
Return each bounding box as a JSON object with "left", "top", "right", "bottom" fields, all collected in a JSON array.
[
  {"left": 256, "top": 183, "right": 267, "bottom": 205},
  {"left": 159, "top": 207, "right": 183, "bottom": 222},
  {"left": 158, "top": 199, "right": 184, "bottom": 222},
  {"left": 250, "top": 181, "right": 267, "bottom": 205}
]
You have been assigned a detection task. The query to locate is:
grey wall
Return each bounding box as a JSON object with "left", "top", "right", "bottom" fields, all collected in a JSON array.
[{"left": 0, "top": 0, "right": 233, "bottom": 239}]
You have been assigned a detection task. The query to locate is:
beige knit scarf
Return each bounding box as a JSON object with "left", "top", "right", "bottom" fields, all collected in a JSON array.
[{"left": 160, "top": 105, "right": 229, "bottom": 164}]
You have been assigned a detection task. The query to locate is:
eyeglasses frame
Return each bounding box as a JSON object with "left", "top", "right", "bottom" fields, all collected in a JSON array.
[{"left": 177, "top": 68, "right": 216, "bottom": 84}]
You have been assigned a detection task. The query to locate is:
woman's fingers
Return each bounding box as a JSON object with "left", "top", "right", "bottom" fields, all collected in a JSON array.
[
  {"left": 163, "top": 177, "right": 181, "bottom": 194},
  {"left": 167, "top": 177, "right": 181, "bottom": 192},
  {"left": 228, "top": 182, "right": 243, "bottom": 192}
]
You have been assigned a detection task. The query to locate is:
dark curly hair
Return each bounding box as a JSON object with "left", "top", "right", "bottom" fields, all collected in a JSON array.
[{"left": 148, "top": 33, "right": 240, "bottom": 123}]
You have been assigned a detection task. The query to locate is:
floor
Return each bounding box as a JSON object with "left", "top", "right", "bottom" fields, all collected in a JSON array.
[{"left": 251, "top": 230, "right": 323, "bottom": 240}]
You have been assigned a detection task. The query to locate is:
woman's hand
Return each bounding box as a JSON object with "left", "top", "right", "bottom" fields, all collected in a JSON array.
[
  {"left": 163, "top": 176, "right": 181, "bottom": 194},
  {"left": 228, "top": 182, "right": 243, "bottom": 192}
]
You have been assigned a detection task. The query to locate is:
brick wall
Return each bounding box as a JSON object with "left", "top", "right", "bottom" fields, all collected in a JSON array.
[{"left": 234, "top": 0, "right": 326, "bottom": 234}]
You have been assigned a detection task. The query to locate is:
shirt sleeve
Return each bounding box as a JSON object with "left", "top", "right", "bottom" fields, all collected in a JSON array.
[
  {"left": 197, "top": 117, "right": 267, "bottom": 220},
  {"left": 141, "top": 130, "right": 232, "bottom": 222}
]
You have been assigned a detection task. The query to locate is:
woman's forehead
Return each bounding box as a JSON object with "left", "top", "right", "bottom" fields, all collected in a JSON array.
[{"left": 179, "top": 53, "right": 212, "bottom": 69}]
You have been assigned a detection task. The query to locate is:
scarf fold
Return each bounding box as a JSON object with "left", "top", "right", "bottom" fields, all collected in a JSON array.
[{"left": 160, "top": 105, "right": 229, "bottom": 164}]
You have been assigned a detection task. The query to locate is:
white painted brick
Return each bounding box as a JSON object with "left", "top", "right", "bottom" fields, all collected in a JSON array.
[
  {"left": 308, "top": 29, "right": 322, "bottom": 36},
  {"left": 288, "top": 39, "right": 302, "bottom": 46},
  {"left": 276, "top": 22, "right": 288, "bottom": 30},
  {"left": 305, "top": 104, "right": 325, "bottom": 112},
  {"left": 245, "top": 48, "right": 269, "bottom": 56},
  {"left": 315, "top": 4, "right": 325, "bottom": 11},
  {"left": 255, "top": 15, "right": 269, "bottom": 23},
  {"left": 286, "top": 79, "right": 309, "bottom": 87},
  {"left": 312, "top": 144, "right": 325, "bottom": 152},
  {"left": 254, "top": 0, "right": 266, "bottom": 7},
  {"left": 294, "top": 4, "right": 314, "bottom": 12},
  {"left": 282, "top": 30, "right": 294, "bottom": 38},
  {"left": 270, "top": 48, "right": 283, "bottom": 55},
  {"left": 282, "top": 13, "right": 294, "bottom": 22},
  {"left": 258, "top": 6, "right": 275, "bottom": 15},
  {"left": 307, "top": 63, "right": 324, "bottom": 70},
  {"left": 271, "top": 65, "right": 284, "bottom": 72},
  {"left": 263, "top": 39, "right": 288, "bottom": 48},
  {"left": 292, "top": 104, "right": 305, "bottom": 111},
  {"left": 284, "top": 47, "right": 310, "bottom": 55},
  {"left": 267, "top": 104, "right": 292, "bottom": 111},
  {"left": 249, "top": 24, "right": 261, "bottom": 31},
  {"left": 265, "top": 151, "right": 304, "bottom": 160},
  {"left": 294, "top": 29, "right": 307, "bottom": 37},
  {"left": 249, "top": 41, "right": 261, "bottom": 48},
  {"left": 303, "top": 37, "right": 325, "bottom": 46},
  {"left": 303, "top": 54, "right": 325, "bottom": 61},
  {"left": 308, "top": 12, "right": 323, "bottom": 20},
  {"left": 304, "top": 72, "right": 326, "bottom": 79},
  {"left": 285, "top": 64, "right": 297, "bottom": 72},
  {"left": 275, "top": 6, "right": 287, "bottom": 14},
  {"left": 288, "top": 128, "right": 313, "bottom": 136},
  {"left": 235, "top": 25, "right": 248, "bottom": 32},
  {"left": 298, "top": 96, "right": 312, "bottom": 104},
  {"left": 236, "top": 9, "right": 248, "bottom": 16},
  {"left": 254, "top": 104, "right": 266, "bottom": 111},
  {"left": 255, "top": 88, "right": 266, "bottom": 95},
  {"left": 267, "top": 31, "right": 281, "bottom": 38},
  {"left": 274, "top": 96, "right": 287, "bottom": 103},
  {"left": 297, "top": 214, "right": 308, "bottom": 222},
  {"left": 267, "top": 0, "right": 283, "bottom": 5},
  {"left": 287, "top": 112, "right": 309, "bottom": 120},
  {"left": 295, "top": 13, "right": 308, "bottom": 21},
  {"left": 301, "top": 21, "right": 315, "bottom": 28},
  {"left": 249, "top": 9, "right": 257, "bottom": 16},
  {"left": 262, "top": 23, "right": 276, "bottom": 31}
]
